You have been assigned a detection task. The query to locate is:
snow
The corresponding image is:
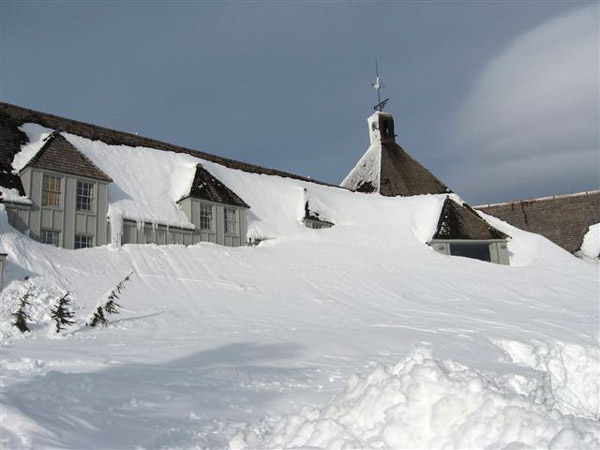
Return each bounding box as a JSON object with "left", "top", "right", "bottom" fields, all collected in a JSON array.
[
  {"left": 11, "top": 123, "right": 54, "bottom": 172},
  {"left": 579, "top": 223, "right": 600, "bottom": 259},
  {"left": 232, "top": 346, "right": 599, "bottom": 449},
  {"left": 0, "top": 129, "right": 598, "bottom": 448},
  {"left": 0, "top": 187, "right": 32, "bottom": 205},
  {"left": 63, "top": 133, "right": 199, "bottom": 231},
  {"left": 340, "top": 143, "right": 380, "bottom": 192}
]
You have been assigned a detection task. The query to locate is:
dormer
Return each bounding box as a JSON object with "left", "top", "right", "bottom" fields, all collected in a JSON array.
[{"left": 368, "top": 111, "right": 395, "bottom": 145}]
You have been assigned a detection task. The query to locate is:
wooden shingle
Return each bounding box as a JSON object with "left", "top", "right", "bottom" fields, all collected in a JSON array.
[
  {"left": 434, "top": 197, "right": 508, "bottom": 240},
  {"left": 183, "top": 164, "right": 248, "bottom": 208},
  {"left": 477, "top": 192, "right": 600, "bottom": 253},
  {"left": 24, "top": 133, "right": 112, "bottom": 182}
]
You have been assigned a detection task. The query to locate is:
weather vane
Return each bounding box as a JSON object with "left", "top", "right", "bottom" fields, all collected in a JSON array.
[{"left": 372, "top": 58, "right": 389, "bottom": 112}]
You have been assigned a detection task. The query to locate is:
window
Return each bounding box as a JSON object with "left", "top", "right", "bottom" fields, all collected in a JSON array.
[
  {"left": 76, "top": 181, "right": 93, "bottom": 211},
  {"left": 449, "top": 243, "right": 491, "bottom": 262},
  {"left": 42, "top": 175, "right": 61, "bottom": 207},
  {"left": 200, "top": 203, "right": 213, "bottom": 230},
  {"left": 41, "top": 229, "right": 60, "bottom": 247},
  {"left": 224, "top": 208, "right": 237, "bottom": 234},
  {"left": 74, "top": 234, "right": 93, "bottom": 249}
]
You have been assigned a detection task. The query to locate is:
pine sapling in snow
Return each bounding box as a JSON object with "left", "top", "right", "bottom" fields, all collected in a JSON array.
[
  {"left": 50, "top": 292, "right": 76, "bottom": 333},
  {"left": 12, "top": 289, "right": 32, "bottom": 333},
  {"left": 88, "top": 272, "right": 133, "bottom": 327},
  {"left": 88, "top": 306, "right": 108, "bottom": 328}
]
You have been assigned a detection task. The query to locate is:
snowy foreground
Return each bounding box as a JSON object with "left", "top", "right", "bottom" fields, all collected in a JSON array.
[{"left": 1, "top": 164, "right": 599, "bottom": 449}]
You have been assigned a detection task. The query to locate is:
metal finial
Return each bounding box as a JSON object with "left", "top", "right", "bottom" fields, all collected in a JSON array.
[{"left": 372, "top": 58, "right": 389, "bottom": 112}]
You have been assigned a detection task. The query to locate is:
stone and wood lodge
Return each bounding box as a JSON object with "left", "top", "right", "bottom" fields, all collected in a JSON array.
[{"left": 0, "top": 101, "right": 596, "bottom": 263}]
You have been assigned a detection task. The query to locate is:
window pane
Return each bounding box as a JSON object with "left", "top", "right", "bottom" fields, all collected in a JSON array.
[
  {"left": 224, "top": 208, "right": 237, "bottom": 234},
  {"left": 41, "top": 229, "right": 60, "bottom": 246},
  {"left": 200, "top": 203, "right": 212, "bottom": 230},
  {"left": 43, "top": 175, "right": 61, "bottom": 207},
  {"left": 76, "top": 181, "right": 93, "bottom": 211},
  {"left": 74, "top": 234, "right": 93, "bottom": 249},
  {"left": 449, "top": 243, "right": 491, "bottom": 262}
]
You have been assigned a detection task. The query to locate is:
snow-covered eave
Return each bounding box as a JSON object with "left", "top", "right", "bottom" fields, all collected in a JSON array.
[{"left": 177, "top": 194, "right": 251, "bottom": 209}]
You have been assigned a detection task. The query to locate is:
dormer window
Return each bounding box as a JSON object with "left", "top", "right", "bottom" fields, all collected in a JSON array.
[
  {"left": 42, "top": 174, "right": 61, "bottom": 207},
  {"left": 200, "top": 203, "right": 213, "bottom": 230},
  {"left": 76, "top": 180, "right": 94, "bottom": 211}
]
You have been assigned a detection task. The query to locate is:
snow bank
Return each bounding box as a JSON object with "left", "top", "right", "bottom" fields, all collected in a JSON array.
[
  {"left": 579, "top": 223, "right": 600, "bottom": 259},
  {"left": 11, "top": 123, "right": 55, "bottom": 172},
  {"left": 495, "top": 339, "right": 600, "bottom": 419},
  {"left": 232, "top": 347, "right": 600, "bottom": 449}
]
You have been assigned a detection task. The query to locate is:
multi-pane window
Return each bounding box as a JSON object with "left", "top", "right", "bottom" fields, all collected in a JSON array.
[
  {"left": 42, "top": 175, "right": 61, "bottom": 207},
  {"left": 200, "top": 203, "right": 212, "bottom": 230},
  {"left": 224, "top": 208, "right": 237, "bottom": 234},
  {"left": 41, "top": 229, "right": 60, "bottom": 247},
  {"left": 74, "top": 234, "right": 93, "bottom": 249},
  {"left": 76, "top": 181, "right": 93, "bottom": 211}
]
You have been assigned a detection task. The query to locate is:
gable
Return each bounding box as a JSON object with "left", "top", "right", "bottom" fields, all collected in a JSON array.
[
  {"left": 185, "top": 164, "right": 249, "bottom": 208},
  {"left": 434, "top": 197, "right": 508, "bottom": 241},
  {"left": 379, "top": 143, "right": 451, "bottom": 197},
  {"left": 23, "top": 133, "right": 112, "bottom": 182}
]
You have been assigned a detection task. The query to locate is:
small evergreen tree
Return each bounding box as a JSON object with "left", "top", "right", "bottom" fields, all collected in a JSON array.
[
  {"left": 87, "top": 272, "right": 133, "bottom": 327},
  {"left": 12, "top": 289, "right": 32, "bottom": 333},
  {"left": 88, "top": 306, "right": 108, "bottom": 327},
  {"left": 50, "top": 292, "right": 75, "bottom": 333}
]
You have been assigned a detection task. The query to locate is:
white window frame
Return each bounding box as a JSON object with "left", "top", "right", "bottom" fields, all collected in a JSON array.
[
  {"left": 41, "top": 229, "right": 60, "bottom": 247},
  {"left": 76, "top": 180, "right": 94, "bottom": 212},
  {"left": 199, "top": 203, "right": 213, "bottom": 231},
  {"left": 42, "top": 174, "right": 62, "bottom": 207},
  {"left": 224, "top": 208, "right": 237, "bottom": 235},
  {"left": 74, "top": 234, "right": 93, "bottom": 249}
]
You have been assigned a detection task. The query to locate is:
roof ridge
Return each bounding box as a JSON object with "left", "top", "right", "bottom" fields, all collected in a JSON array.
[
  {"left": 475, "top": 190, "right": 600, "bottom": 208},
  {"left": 0, "top": 101, "right": 340, "bottom": 188}
]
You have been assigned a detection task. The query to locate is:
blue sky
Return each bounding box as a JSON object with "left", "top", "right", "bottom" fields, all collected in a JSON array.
[{"left": 1, "top": 1, "right": 597, "bottom": 204}]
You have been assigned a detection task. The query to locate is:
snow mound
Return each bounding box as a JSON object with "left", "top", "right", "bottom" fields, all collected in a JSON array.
[
  {"left": 578, "top": 223, "right": 600, "bottom": 260},
  {"left": 232, "top": 347, "right": 600, "bottom": 450},
  {"left": 495, "top": 339, "right": 600, "bottom": 419}
]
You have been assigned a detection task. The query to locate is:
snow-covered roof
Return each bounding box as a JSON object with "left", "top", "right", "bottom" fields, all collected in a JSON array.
[{"left": 341, "top": 112, "right": 451, "bottom": 197}]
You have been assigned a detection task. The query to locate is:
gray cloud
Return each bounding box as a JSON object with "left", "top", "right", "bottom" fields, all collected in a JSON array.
[{"left": 443, "top": 4, "right": 599, "bottom": 204}]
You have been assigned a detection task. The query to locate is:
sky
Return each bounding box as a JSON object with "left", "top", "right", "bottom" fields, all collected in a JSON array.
[{"left": 1, "top": 1, "right": 598, "bottom": 205}]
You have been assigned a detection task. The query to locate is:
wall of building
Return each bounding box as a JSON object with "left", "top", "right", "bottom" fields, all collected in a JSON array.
[
  {"left": 4, "top": 202, "right": 31, "bottom": 234},
  {"left": 429, "top": 239, "right": 510, "bottom": 265},
  {"left": 118, "top": 200, "right": 248, "bottom": 247},
  {"left": 179, "top": 197, "right": 248, "bottom": 247},
  {"left": 6, "top": 172, "right": 249, "bottom": 249},
  {"left": 17, "top": 168, "right": 109, "bottom": 249}
]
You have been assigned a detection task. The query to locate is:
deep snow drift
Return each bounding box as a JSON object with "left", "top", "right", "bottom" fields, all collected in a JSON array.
[{"left": 1, "top": 143, "right": 599, "bottom": 448}]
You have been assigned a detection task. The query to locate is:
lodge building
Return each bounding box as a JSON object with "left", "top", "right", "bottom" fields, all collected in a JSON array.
[{"left": 11, "top": 100, "right": 592, "bottom": 265}]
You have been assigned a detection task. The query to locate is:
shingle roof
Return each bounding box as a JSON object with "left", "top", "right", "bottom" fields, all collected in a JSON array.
[
  {"left": 24, "top": 132, "right": 112, "bottom": 182},
  {"left": 0, "top": 101, "right": 337, "bottom": 189},
  {"left": 379, "top": 142, "right": 451, "bottom": 197},
  {"left": 433, "top": 197, "right": 508, "bottom": 241},
  {"left": 184, "top": 164, "right": 249, "bottom": 208},
  {"left": 477, "top": 191, "right": 600, "bottom": 253},
  {"left": 0, "top": 108, "right": 28, "bottom": 195}
]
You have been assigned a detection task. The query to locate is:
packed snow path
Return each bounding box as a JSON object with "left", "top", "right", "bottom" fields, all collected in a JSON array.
[{"left": 0, "top": 164, "right": 598, "bottom": 448}]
